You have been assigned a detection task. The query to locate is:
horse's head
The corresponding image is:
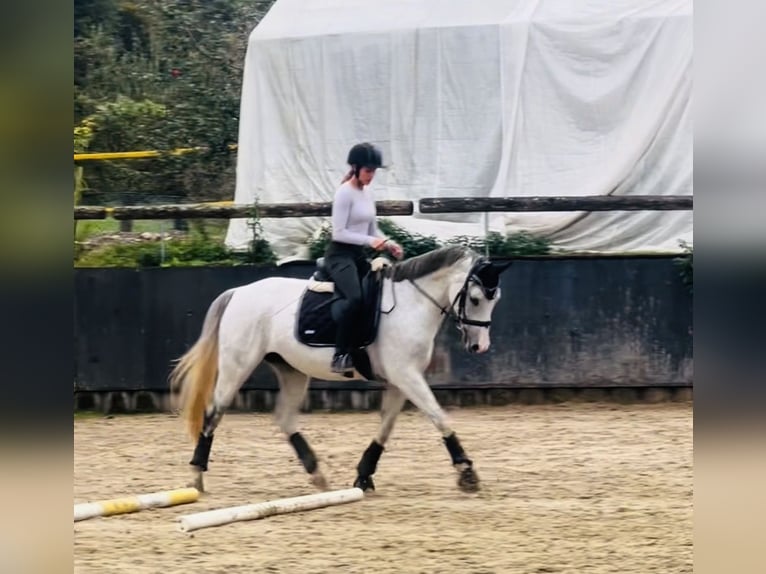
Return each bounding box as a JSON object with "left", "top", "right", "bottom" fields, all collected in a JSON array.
[
  {"left": 388, "top": 246, "right": 512, "bottom": 354},
  {"left": 448, "top": 258, "right": 512, "bottom": 354}
]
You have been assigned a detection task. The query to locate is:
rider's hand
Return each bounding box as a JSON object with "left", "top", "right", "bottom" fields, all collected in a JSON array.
[
  {"left": 386, "top": 240, "right": 404, "bottom": 260},
  {"left": 370, "top": 237, "right": 387, "bottom": 251}
]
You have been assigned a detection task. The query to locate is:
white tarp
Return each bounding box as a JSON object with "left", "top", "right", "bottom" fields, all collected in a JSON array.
[{"left": 226, "top": 0, "right": 692, "bottom": 260}]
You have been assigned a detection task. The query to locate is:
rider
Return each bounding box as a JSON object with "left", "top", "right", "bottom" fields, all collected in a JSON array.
[{"left": 326, "top": 142, "right": 403, "bottom": 373}]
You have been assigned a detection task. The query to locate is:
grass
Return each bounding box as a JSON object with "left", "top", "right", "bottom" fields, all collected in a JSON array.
[
  {"left": 75, "top": 219, "right": 165, "bottom": 242},
  {"left": 73, "top": 411, "right": 105, "bottom": 420}
]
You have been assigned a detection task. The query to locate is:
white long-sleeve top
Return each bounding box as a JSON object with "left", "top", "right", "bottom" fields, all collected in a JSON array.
[{"left": 331, "top": 182, "right": 382, "bottom": 247}]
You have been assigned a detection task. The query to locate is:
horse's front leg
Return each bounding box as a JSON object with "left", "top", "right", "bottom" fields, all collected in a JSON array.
[
  {"left": 442, "top": 430, "right": 480, "bottom": 492},
  {"left": 354, "top": 384, "right": 407, "bottom": 492},
  {"left": 388, "top": 369, "right": 480, "bottom": 493},
  {"left": 272, "top": 364, "right": 329, "bottom": 491}
]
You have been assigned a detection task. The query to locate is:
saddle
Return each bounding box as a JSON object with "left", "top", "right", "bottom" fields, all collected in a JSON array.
[
  {"left": 296, "top": 257, "right": 389, "bottom": 348},
  {"left": 295, "top": 257, "right": 390, "bottom": 378}
]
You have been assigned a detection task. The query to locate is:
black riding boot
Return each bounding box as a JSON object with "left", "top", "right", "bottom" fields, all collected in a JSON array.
[{"left": 331, "top": 351, "right": 354, "bottom": 373}]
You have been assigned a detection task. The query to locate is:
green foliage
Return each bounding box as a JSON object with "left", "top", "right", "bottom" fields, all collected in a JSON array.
[
  {"left": 246, "top": 206, "right": 278, "bottom": 266},
  {"left": 674, "top": 240, "right": 693, "bottom": 293},
  {"left": 307, "top": 224, "right": 333, "bottom": 260},
  {"left": 74, "top": 96, "right": 173, "bottom": 206},
  {"left": 249, "top": 237, "right": 277, "bottom": 266},
  {"left": 78, "top": 97, "right": 168, "bottom": 151},
  {"left": 162, "top": 234, "right": 236, "bottom": 267},
  {"left": 307, "top": 219, "right": 441, "bottom": 260},
  {"left": 76, "top": 241, "right": 160, "bottom": 268},
  {"left": 307, "top": 219, "right": 552, "bottom": 260},
  {"left": 75, "top": 0, "right": 119, "bottom": 43},
  {"left": 446, "top": 231, "right": 552, "bottom": 257},
  {"left": 74, "top": 166, "right": 86, "bottom": 206},
  {"left": 74, "top": 0, "right": 277, "bottom": 205},
  {"left": 75, "top": 229, "right": 274, "bottom": 268},
  {"left": 378, "top": 220, "right": 441, "bottom": 258}
]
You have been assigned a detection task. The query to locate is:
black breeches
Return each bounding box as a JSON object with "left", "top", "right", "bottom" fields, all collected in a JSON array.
[{"left": 325, "top": 250, "right": 367, "bottom": 353}]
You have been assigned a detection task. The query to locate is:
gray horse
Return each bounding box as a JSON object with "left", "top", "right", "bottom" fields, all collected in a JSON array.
[{"left": 170, "top": 245, "right": 509, "bottom": 494}]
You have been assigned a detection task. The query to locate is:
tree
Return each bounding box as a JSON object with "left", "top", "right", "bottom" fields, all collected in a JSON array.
[{"left": 74, "top": 0, "right": 277, "bottom": 205}]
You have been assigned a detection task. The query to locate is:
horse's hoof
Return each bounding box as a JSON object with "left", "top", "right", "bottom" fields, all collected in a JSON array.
[
  {"left": 310, "top": 470, "right": 330, "bottom": 491},
  {"left": 188, "top": 469, "right": 205, "bottom": 493},
  {"left": 354, "top": 475, "right": 375, "bottom": 492},
  {"left": 457, "top": 467, "right": 480, "bottom": 493}
]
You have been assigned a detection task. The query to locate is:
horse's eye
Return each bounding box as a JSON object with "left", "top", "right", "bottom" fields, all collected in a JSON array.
[{"left": 470, "top": 297, "right": 479, "bottom": 306}]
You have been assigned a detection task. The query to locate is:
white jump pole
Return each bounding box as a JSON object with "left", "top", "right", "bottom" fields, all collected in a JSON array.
[
  {"left": 75, "top": 487, "right": 199, "bottom": 522},
  {"left": 178, "top": 487, "right": 364, "bottom": 533}
]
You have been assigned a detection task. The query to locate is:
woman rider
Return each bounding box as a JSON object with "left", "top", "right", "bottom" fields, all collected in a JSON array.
[{"left": 326, "top": 142, "right": 403, "bottom": 373}]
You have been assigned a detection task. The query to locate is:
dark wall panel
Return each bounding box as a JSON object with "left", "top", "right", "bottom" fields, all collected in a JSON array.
[
  {"left": 74, "top": 257, "right": 692, "bottom": 392},
  {"left": 427, "top": 258, "right": 693, "bottom": 387}
]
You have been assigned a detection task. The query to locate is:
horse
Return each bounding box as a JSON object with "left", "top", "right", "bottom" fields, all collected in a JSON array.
[{"left": 169, "top": 245, "right": 510, "bottom": 494}]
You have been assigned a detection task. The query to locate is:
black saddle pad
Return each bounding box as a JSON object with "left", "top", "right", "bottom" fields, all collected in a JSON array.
[{"left": 296, "top": 272, "right": 383, "bottom": 348}]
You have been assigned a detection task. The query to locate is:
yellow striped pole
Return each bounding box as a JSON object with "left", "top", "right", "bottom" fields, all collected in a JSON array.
[
  {"left": 74, "top": 144, "right": 238, "bottom": 162},
  {"left": 74, "top": 150, "right": 163, "bottom": 161},
  {"left": 74, "top": 488, "right": 199, "bottom": 522}
]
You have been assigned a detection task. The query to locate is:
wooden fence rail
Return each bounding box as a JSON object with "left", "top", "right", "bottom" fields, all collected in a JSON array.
[
  {"left": 419, "top": 195, "right": 692, "bottom": 213},
  {"left": 74, "top": 201, "right": 414, "bottom": 220},
  {"left": 74, "top": 195, "right": 692, "bottom": 220}
]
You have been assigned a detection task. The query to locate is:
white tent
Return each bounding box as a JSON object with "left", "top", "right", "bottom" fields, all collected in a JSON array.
[{"left": 226, "top": 0, "right": 692, "bottom": 260}]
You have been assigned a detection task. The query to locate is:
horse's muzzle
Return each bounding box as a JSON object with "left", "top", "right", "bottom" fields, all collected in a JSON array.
[{"left": 466, "top": 342, "right": 489, "bottom": 354}]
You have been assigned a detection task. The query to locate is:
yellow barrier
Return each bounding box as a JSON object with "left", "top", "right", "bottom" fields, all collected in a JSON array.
[
  {"left": 74, "top": 144, "right": 238, "bottom": 162},
  {"left": 74, "top": 487, "right": 200, "bottom": 521}
]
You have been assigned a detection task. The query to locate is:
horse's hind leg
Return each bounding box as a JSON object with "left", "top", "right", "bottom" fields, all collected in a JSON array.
[
  {"left": 188, "top": 404, "right": 223, "bottom": 492},
  {"left": 188, "top": 353, "right": 260, "bottom": 492},
  {"left": 269, "top": 358, "right": 329, "bottom": 490},
  {"left": 354, "top": 384, "right": 407, "bottom": 492},
  {"left": 389, "top": 370, "right": 480, "bottom": 493}
]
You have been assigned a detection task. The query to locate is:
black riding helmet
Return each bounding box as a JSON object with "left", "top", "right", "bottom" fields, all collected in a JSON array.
[{"left": 347, "top": 142, "right": 385, "bottom": 177}]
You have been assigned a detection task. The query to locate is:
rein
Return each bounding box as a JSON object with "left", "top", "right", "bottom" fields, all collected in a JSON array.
[{"left": 408, "top": 259, "right": 493, "bottom": 330}]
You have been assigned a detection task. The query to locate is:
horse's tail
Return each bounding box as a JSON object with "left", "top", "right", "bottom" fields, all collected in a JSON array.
[{"left": 169, "top": 289, "right": 235, "bottom": 441}]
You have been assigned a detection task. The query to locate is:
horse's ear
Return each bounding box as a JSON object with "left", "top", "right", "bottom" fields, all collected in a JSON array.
[{"left": 493, "top": 261, "right": 512, "bottom": 274}]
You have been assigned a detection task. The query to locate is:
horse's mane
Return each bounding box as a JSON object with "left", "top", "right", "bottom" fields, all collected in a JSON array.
[{"left": 386, "top": 245, "right": 477, "bottom": 283}]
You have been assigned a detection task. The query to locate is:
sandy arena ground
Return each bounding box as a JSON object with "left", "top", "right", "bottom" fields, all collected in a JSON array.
[{"left": 74, "top": 402, "right": 692, "bottom": 573}]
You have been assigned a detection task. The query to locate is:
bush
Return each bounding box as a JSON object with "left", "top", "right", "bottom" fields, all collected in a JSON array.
[
  {"left": 74, "top": 96, "right": 171, "bottom": 206},
  {"left": 307, "top": 224, "right": 333, "bottom": 260},
  {"left": 75, "top": 230, "right": 275, "bottom": 268},
  {"left": 307, "top": 218, "right": 552, "bottom": 260},
  {"left": 378, "top": 220, "right": 442, "bottom": 258},
  {"left": 446, "top": 231, "right": 552, "bottom": 257},
  {"left": 307, "top": 219, "right": 441, "bottom": 260},
  {"left": 76, "top": 216, "right": 553, "bottom": 268},
  {"left": 247, "top": 217, "right": 278, "bottom": 266}
]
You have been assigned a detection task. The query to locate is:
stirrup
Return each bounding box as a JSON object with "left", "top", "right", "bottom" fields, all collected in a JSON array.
[{"left": 330, "top": 353, "right": 354, "bottom": 374}]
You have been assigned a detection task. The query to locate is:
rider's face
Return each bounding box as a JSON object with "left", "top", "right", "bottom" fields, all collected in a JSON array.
[{"left": 358, "top": 166, "right": 377, "bottom": 186}]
